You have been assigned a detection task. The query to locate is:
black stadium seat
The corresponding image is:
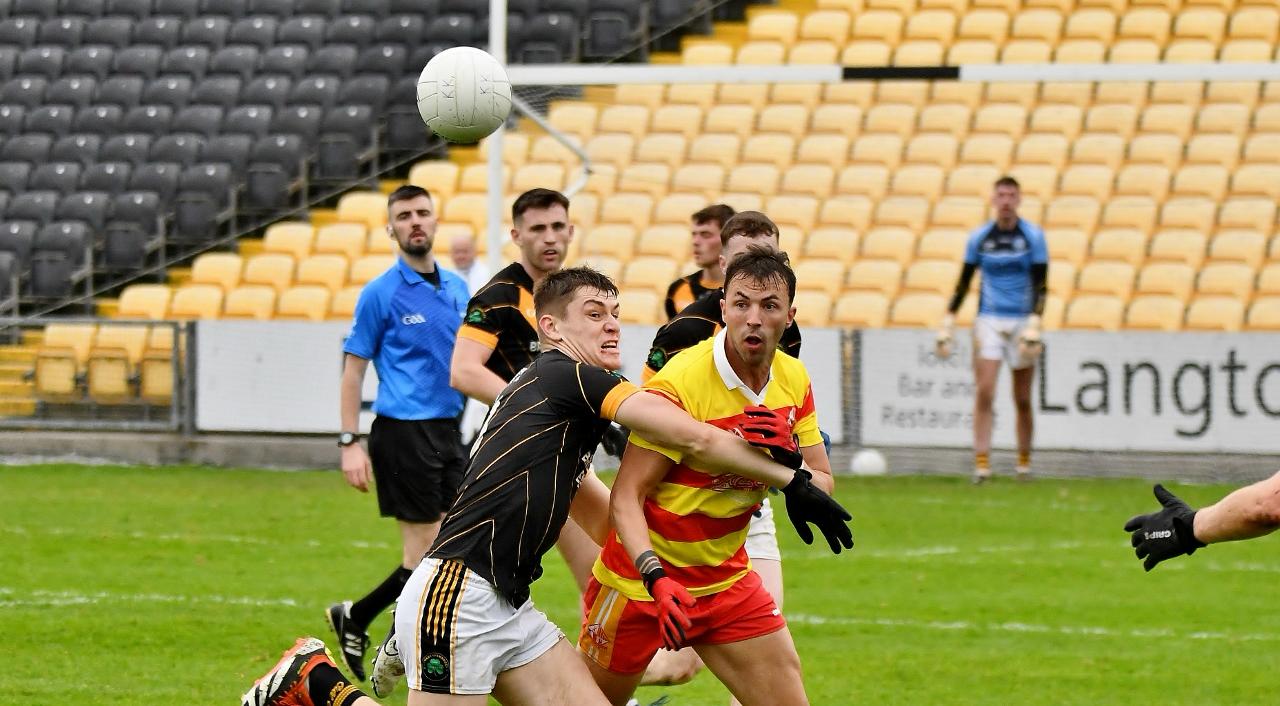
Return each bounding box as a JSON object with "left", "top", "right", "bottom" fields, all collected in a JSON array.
[
  {"left": 65, "top": 45, "right": 114, "bottom": 80},
  {"left": 228, "top": 16, "right": 278, "bottom": 48},
  {"left": 46, "top": 75, "right": 97, "bottom": 109},
  {"left": 106, "top": 0, "right": 152, "bottom": 20},
  {"left": 63, "top": 0, "right": 109, "bottom": 18},
  {"left": 241, "top": 75, "right": 291, "bottom": 110},
  {"left": 85, "top": 16, "right": 135, "bottom": 47},
  {"left": 160, "top": 46, "right": 210, "bottom": 80},
  {"left": 142, "top": 75, "right": 193, "bottom": 109},
  {"left": 181, "top": 16, "right": 231, "bottom": 49},
  {"left": 51, "top": 133, "right": 103, "bottom": 164},
  {"left": 0, "top": 18, "right": 40, "bottom": 50},
  {"left": 96, "top": 75, "right": 144, "bottom": 107},
  {"left": 39, "top": 17, "right": 87, "bottom": 46},
  {"left": 35, "top": 221, "right": 91, "bottom": 267},
  {"left": 375, "top": 15, "right": 422, "bottom": 45},
  {"left": 0, "top": 134, "right": 52, "bottom": 163},
  {"left": 247, "top": 133, "right": 304, "bottom": 209},
  {"left": 339, "top": 74, "right": 389, "bottom": 112},
  {"left": 0, "top": 47, "right": 18, "bottom": 82},
  {"left": 154, "top": 0, "right": 201, "bottom": 18},
  {"left": 18, "top": 46, "right": 67, "bottom": 78},
  {"left": 0, "top": 162, "right": 32, "bottom": 191},
  {"left": 29, "top": 163, "right": 83, "bottom": 194},
  {"left": 56, "top": 191, "right": 113, "bottom": 232},
  {"left": 355, "top": 44, "right": 405, "bottom": 76},
  {"left": 270, "top": 104, "right": 322, "bottom": 145},
  {"left": 325, "top": 15, "right": 376, "bottom": 47},
  {"left": 288, "top": 75, "right": 339, "bottom": 108},
  {"left": 0, "top": 106, "right": 25, "bottom": 136},
  {"left": 317, "top": 104, "right": 375, "bottom": 180},
  {"left": 132, "top": 16, "right": 184, "bottom": 49},
  {"left": 249, "top": 0, "right": 294, "bottom": 16},
  {"left": 114, "top": 45, "right": 164, "bottom": 79},
  {"left": 112, "top": 190, "right": 162, "bottom": 232},
  {"left": 72, "top": 103, "right": 124, "bottom": 135},
  {"left": 204, "top": 133, "right": 252, "bottom": 172},
  {"left": 80, "top": 162, "right": 132, "bottom": 194},
  {"left": 130, "top": 162, "right": 183, "bottom": 202},
  {"left": 150, "top": 133, "right": 206, "bottom": 167},
  {"left": 6, "top": 190, "right": 60, "bottom": 225},
  {"left": 223, "top": 104, "right": 273, "bottom": 139},
  {"left": 0, "top": 221, "right": 37, "bottom": 268},
  {"left": 260, "top": 45, "right": 308, "bottom": 79},
  {"left": 14, "top": 0, "right": 59, "bottom": 18},
  {"left": 25, "top": 104, "right": 75, "bottom": 136},
  {"left": 192, "top": 75, "right": 243, "bottom": 110},
  {"left": 295, "top": 0, "right": 339, "bottom": 16},
  {"left": 99, "top": 133, "right": 152, "bottom": 165},
  {"left": 517, "top": 14, "right": 579, "bottom": 63},
  {"left": 0, "top": 76, "right": 47, "bottom": 108},
  {"left": 209, "top": 45, "right": 259, "bottom": 79},
  {"left": 278, "top": 16, "right": 326, "bottom": 50},
  {"left": 306, "top": 45, "right": 357, "bottom": 77},
  {"left": 121, "top": 104, "right": 173, "bottom": 135}
]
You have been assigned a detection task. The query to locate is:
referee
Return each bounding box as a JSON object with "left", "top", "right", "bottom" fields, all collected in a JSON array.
[{"left": 326, "top": 184, "right": 471, "bottom": 682}]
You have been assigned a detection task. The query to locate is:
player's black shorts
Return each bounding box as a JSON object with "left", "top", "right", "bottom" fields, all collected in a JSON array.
[{"left": 368, "top": 416, "right": 466, "bottom": 523}]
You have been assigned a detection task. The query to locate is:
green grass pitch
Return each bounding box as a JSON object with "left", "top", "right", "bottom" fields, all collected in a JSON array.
[{"left": 3, "top": 463, "right": 1278, "bottom": 705}]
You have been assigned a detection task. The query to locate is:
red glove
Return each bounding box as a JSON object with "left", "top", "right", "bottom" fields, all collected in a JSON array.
[
  {"left": 736, "top": 406, "right": 803, "bottom": 470},
  {"left": 649, "top": 576, "right": 695, "bottom": 651}
]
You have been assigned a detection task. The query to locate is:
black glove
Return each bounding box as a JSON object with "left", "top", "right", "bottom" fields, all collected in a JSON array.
[
  {"left": 736, "top": 406, "right": 804, "bottom": 470},
  {"left": 600, "top": 424, "right": 629, "bottom": 458},
  {"left": 780, "top": 469, "right": 853, "bottom": 554},
  {"left": 1123, "top": 484, "right": 1206, "bottom": 572}
]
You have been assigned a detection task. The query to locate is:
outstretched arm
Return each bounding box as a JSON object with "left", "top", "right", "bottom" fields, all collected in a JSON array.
[{"left": 1194, "top": 471, "right": 1280, "bottom": 544}]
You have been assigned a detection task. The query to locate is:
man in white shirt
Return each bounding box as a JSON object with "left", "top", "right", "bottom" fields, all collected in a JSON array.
[{"left": 450, "top": 232, "right": 492, "bottom": 296}]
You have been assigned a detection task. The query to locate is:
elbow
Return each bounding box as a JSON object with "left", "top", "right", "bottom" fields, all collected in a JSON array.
[{"left": 676, "top": 424, "right": 718, "bottom": 460}]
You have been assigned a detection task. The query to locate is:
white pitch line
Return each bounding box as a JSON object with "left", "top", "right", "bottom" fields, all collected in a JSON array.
[
  {"left": 0, "top": 587, "right": 299, "bottom": 609},
  {"left": 787, "top": 613, "right": 1280, "bottom": 643},
  {"left": 1, "top": 525, "right": 393, "bottom": 551}
]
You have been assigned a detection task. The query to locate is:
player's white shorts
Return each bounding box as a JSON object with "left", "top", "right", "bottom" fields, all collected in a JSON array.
[
  {"left": 395, "top": 556, "right": 563, "bottom": 695},
  {"left": 973, "top": 315, "right": 1037, "bottom": 369},
  {"left": 745, "top": 497, "right": 781, "bottom": 562}
]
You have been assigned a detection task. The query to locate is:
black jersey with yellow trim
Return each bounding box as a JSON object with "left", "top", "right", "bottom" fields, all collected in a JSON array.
[
  {"left": 457, "top": 262, "right": 539, "bottom": 383},
  {"left": 644, "top": 288, "right": 803, "bottom": 381},
  {"left": 427, "top": 349, "right": 639, "bottom": 607},
  {"left": 663, "top": 270, "right": 721, "bottom": 321}
]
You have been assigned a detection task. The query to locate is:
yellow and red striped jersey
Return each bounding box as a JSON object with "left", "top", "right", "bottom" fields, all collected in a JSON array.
[{"left": 592, "top": 331, "right": 820, "bottom": 600}]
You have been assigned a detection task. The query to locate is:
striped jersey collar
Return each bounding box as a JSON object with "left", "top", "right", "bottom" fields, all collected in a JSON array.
[{"left": 712, "top": 328, "right": 771, "bottom": 406}]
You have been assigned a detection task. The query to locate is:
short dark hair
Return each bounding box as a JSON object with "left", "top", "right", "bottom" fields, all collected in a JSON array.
[
  {"left": 994, "top": 176, "right": 1020, "bottom": 190},
  {"left": 723, "top": 244, "right": 796, "bottom": 305},
  {"left": 692, "top": 204, "right": 735, "bottom": 229},
  {"left": 719, "top": 210, "right": 779, "bottom": 247},
  {"left": 533, "top": 266, "right": 618, "bottom": 319},
  {"left": 512, "top": 187, "right": 570, "bottom": 224},
  {"left": 387, "top": 184, "right": 431, "bottom": 211}
]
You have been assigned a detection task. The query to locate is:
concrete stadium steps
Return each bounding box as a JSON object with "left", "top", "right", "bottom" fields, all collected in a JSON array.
[{"left": 0, "top": 342, "right": 38, "bottom": 417}]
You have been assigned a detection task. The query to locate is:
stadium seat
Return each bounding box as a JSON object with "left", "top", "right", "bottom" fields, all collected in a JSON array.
[
  {"left": 635, "top": 225, "right": 687, "bottom": 258},
  {"left": 804, "top": 227, "right": 859, "bottom": 264},
  {"left": 1196, "top": 263, "right": 1254, "bottom": 300},
  {"left": 1148, "top": 229, "right": 1208, "bottom": 268},
  {"left": 329, "top": 285, "right": 361, "bottom": 320},
  {"left": 852, "top": 133, "right": 906, "bottom": 170},
  {"left": 1208, "top": 229, "right": 1266, "bottom": 269},
  {"left": 916, "top": 227, "right": 968, "bottom": 261},
  {"left": 36, "top": 323, "right": 98, "bottom": 399},
  {"left": 312, "top": 223, "right": 367, "bottom": 261},
  {"left": 793, "top": 259, "right": 845, "bottom": 297},
  {"left": 1071, "top": 133, "right": 1126, "bottom": 170},
  {"left": 959, "top": 133, "right": 1013, "bottom": 170},
  {"left": 810, "top": 105, "right": 863, "bottom": 139},
  {"left": 222, "top": 285, "right": 277, "bottom": 320},
  {"left": 622, "top": 256, "right": 678, "bottom": 295},
  {"left": 189, "top": 252, "right": 243, "bottom": 291},
  {"left": 1135, "top": 262, "right": 1196, "bottom": 302},
  {"left": 1171, "top": 165, "right": 1229, "bottom": 201},
  {"left": 831, "top": 291, "right": 890, "bottom": 327},
  {"left": 671, "top": 165, "right": 725, "bottom": 199},
  {"left": 169, "top": 284, "right": 224, "bottom": 319},
  {"left": 889, "top": 292, "right": 945, "bottom": 328},
  {"left": 1232, "top": 164, "right": 1280, "bottom": 200},
  {"left": 241, "top": 253, "right": 296, "bottom": 292},
  {"left": 1047, "top": 261, "right": 1077, "bottom": 299},
  {"left": 617, "top": 289, "right": 661, "bottom": 325},
  {"left": 1114, "top": 164, "right": 1170, "bottom": 202},
  {"left": 1245, "top": 297, "right": 1280, "bottom": 331},
  {"left": 336, "top": 191, "right": 387, "bottom": 229},
  {"left": 861, "top": 227, "right": 918, "bottom": 266},
  {"left": 276, "top": 285, "right": 331, "bottom": 321},
  {"left": 116, "top": 284, "right": 172, "bottom": 320},
  {"left": 350, "top": 254, "right": 395, "bottom": 285},
  {"left": 1259, "top": 264, "right": 1280, "bottom": 296},
  {"left": 260, "top": 222, "right": 314, "bottom": 260},
  {"left": 1090, "top": 229, "right": 1147, "bottom": 266},
  {"left": 1184, "top": 295, "right": 1245, "bottom": 332},
  {"left": 582, "top": 224, "right": 636, "bottom": 260},
  {"left": 820, "top": 196, "right": 874, "bottom": 231},
  {"left": 1125, "top": 294, "right": 1184, "bottom": 331},
  {"left": 296, "top": 254, "right": 349, "bottom": 291},
  {"left": 1063, "top": 294, "right": 1124, "bottom": 330},
  {"left": 1045, "top": 196, "right": 1101, "bottom": 233},
  {"left": 903, "top": 259, "right": 961, "bottom": 296},
  {"left": 87, "top": 324, "right": 150, "bottom": 402},
  {"left": 1101, "top": 197, "right": 1159, "bottom": 236},
  {"left": 1218, "top": 198, "right": 1276, "bottom": 234},
  {"left": 1077, "top": 261, "right": 1136, "bottom": 299},
  {"left": 791, "top": 290, "right": 833, "bottom": 327},
  {"left": 845, "top": 259, "right": 903, "bottom": 297}
]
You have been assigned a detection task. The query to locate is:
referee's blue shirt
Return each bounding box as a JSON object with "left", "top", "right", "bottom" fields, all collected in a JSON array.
[
  {"left": 964, "top": 218, "right": 1049, "bottom": 318},
  {"left": 343, "top": 257, "right": 468, "bottom": 420}
]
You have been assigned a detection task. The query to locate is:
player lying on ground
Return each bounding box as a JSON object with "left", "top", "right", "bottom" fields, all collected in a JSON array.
[
  {"left": 243, "top": 267, "right": 851, "bottom": 706},
  {"left": 582, "top": 247, "right": 850, "bottom": 706},
  {"left": 1124, "top": 472, "right": 1280, "bottom": 571}
]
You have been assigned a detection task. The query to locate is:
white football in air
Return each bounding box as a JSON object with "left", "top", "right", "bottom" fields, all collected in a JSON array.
[
  {"left": 417, "top": 46, "right": 513, "bottom": 144},
  {"left": 849, "top": 448, "right": 888, "bottom": 476}
]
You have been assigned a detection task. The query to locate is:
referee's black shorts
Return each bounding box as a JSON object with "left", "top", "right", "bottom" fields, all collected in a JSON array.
[{"left": 368, "top": 416, "right": 467, "bottom": 523}]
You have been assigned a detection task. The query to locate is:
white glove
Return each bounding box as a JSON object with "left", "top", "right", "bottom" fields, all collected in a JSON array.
[
  {"left": 1018, "top": 314, "right": 1043, "bottom": 360},
  {"left": 935, "top": 313, "right": 955, "bottom": 360}
]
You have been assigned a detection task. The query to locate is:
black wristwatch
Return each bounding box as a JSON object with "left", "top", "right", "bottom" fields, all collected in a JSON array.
[{"left": 337, "top": 431, "right": 361, "bottom": 447}]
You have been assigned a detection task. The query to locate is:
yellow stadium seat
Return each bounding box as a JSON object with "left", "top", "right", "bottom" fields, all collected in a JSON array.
[
  {"left": 312, "top": 223, "right": 367, "bottom": 261},
  {"left": 1055, "top": 39, "right": 1107, "bottom": 63},
  {"left": 1077, "top": 261, "right": 1136, "bottom": 299},
  {"left": 891, "top": 42, "right": 945, "bottom": 71},
  {"left": 1232, "top": 164, "right": 1280, "bottom": 200},
  {"left": 1085, "top": 104, "right": 1139, "bottom": 139},
  {"left": 1095, "top": 80, "right": 1150, "bottom": 108},
  {"left": 905, "top": 133, "right": 959, "bottom": 169},
  {"left": 1112, "top": 166, "right": 1170, "bottom": 203},
  {"left": 273, "top": 285, "right": 331, "bottom": 321},
  {"left": 903, "top": 9, "right": 956, "bottom": 43},
  {"left": 959, "top": 134, "right": 1013, "bottom": 170},
  {"left": 1261, "top": 263, "right": 1280, "bottom": 294},
  {"left": 87, "top": 324, "right": 149, "bottom": 401},
  {"left": 349, "top": 254, "right": 395, "bottom": 285},
  {"left": 242, "top": 253, "right": 296, "bottom": 292},
  {"left": 1242, "top": 134, "right": 1280, "bottom": 165},
  {"left": 36, "top": 323, "right": 96, "bottom": 399},
  {"left": 1198, "top": 262, "right": 1255, "bottom": 300},
  {"left": 945, "top": 165, "right": 1002, "bottom": 197},
  {"left": 477, "top": 131, "right": 529, "bottom": 167},
  {"left": 781, "top": 165, "right": 837, "bottom": 199},
  {"left": 615, "top": 84, "right": 665, "bottom": 110},
  {"left": 890, "top": 165, "right": 945, "bottom": 201},
  {"left": 1047, "top": 260, "right": 1077, "bottom": 299},
  {"left": 1220, "top": 198, "right": 1275, "bottom": 233},
  {"left": 1149, "top": 229, "right": 1209, "bottom": 268},
  {"left": 1058, "top": 164, "right": 1116, "bottom": 201},
  {"left": 1125, "top": 294, "right": 1184, "bottom": 331},
  {"left": 408, "top": 161, "right": 459, "bottom": 200},
  {"left": 850, "top": 133, "right": 905, "bottom": 169},
  {"left": 810, "top": 105, "right": 863, "bottom": 139},
  {"left": 1127, "top": 133, "right": 1184, "bottom": 170},
  {"left": 832, "top": 291, "right": 890, "bottom": 327},
  {"left": 1196, "top": 103, "right": 1250, "bottom": 140},
  {"left": 686, "top": 133, "right": 741, "bottom": 169},
  {"left": 616, "top": 289, "right": 661, "bottom": 325},
  {"left": 295, "top": 254, "right": 349, "bottom": 291},
  {"left": 1136, "top": 262, "right": 1195, "bottom": 301},
  {"left": 1221, "top": 39, "right": 1273, "bottom": 62},
  {"left": 169, "top": 284, "right": 224, "bottom": 319},
  {"left": 741, "top": 134, "right": 795, "bottom": 169},
  {"left": 930, "top": 196, "right": 984, "bottom": 229},
  {"left": 834, "top": 165, "right": 888, "bottom": 200},
  {"left": 903, "top": 259, "right": 961, "bottom": 296},
  {"left": 1174, "top": 8, "right": 1226, "bottom": 43},
  {"left": 1006, "top": 164, "right": 1057, "bottom": 200},
  {"left": 1064, "top": 294, "right": 1124, "bottom": 330},
  {"left": 329, "top": 285, "right": 361, "bottom": 320},
  {"left": 748, "top": 11, "right": 799, "bottom": 43},
  {"left": 820, "top": 196, "right": 875, "bottom": 231},
  {"left": 1228, "top": 7, "right": 1278, "bottom": 42},
  {"left": 582, "top": 224, "right": 636, "bottom": 260},
  {"left": 1140, "top": 104, "right": 1196, "bottom": 141},
  {"left": 1171, "top": 165, "right": 1229, "bottom": 201},
  {"left": 957, "top": 9, "right": 1009, "bottom": 42},
  {"left": 724, "top": 163, "right": 779, "bottom": 195},
  {"left": 1208, "top": 229, "right": 1267, "bottom": 269},
  {"left": 1046, "top": 228, "right": 1089, "bottom": 267},
  {"left": 790, "top": 291, "right": 832, "bottom": 327},
  {"left": 671, "top": 164, "right": 726, "bottom": 198},
  {"left": 1149, "top": 80, "right": 1205, "bottom": 107},
  {"left": 456, "top": 163, "right": 493, "bottom": 193},
  {"left": 793, "top": 259, "right": 846, "bottom": 297},
  {"left": 800, "top": 9, "right": 851, "bottom": 42},
  {"left": 614, "top": 163, "right": 670, "bottom": 199},
  {"left": 512, "top": 163, "right": 567, "bottom": 195},
  {"left": 945, "top": 42, "right": 1000, "bottom": 71},
  {"left": 757, "top": 105, "right": 810, "bottom": 141},
  {"left": 846, "top": 258, "right": 904, "bottom": 296},
  {"left": 599, "top": 105, "right": 652, "bottom": 140},
  {"left": 826, "top": 47, "right": 882, "bottom": 108},
  {"left": 1045, "top": 196, "right": 1101, "bottom": 233},
  {"left": 652, "top": 194, "right": 707, "bottom": 226},
  {"left": 1245, "top": 295, "right": 1280, "bottom": 330},
  {"left": 1160, "top": 197, "right": 1216, "bottom": 232},
  {"left": 851, "top": 11, "right": 904, "bottom": 44},
  {"left": 1010, "top": 8, "right": 1063, "bottom": 42},
  {"left": 702, "top": 105, "right": 757, "bottom": 141},
  {"left": 805, "top": 227, "right": 860, "bottom": 264},
  {"left": 861, "top": 226, "right": 918, "bottom": 265},
  {"left": 917, "top": 104, "right": 972, "bottom": 140},
  {"left": 864, "top": 104, "right": 918, "bottom": 140},
  {"left": 547, "top": 102, "right": 597, "bottom": 140},
  {"left": 441, "top": 193, "right": 489, "bottom": 232},
  {"left": 778, "top": 225, "right": 805, "bottom": 256},
  {"left": 890, "top": 292, "right": 946, "bottom": 328},
  {"left": 767, "top": 195, "right": 821, "bottom": 232},
  {"left": 917, "top": 228, "right": 968, "bottom": 261},
  {"left": 1001, "top": 39, "right": 1053, "bottom": 63},
  {"left": 722, "top": 192, "right": 764, "bottom": 214},
  {"left": 1029, "top": 104, "right": 1083, "bottom": 141},
  {"left": 1064, "top": 8, "right": 1116, "bottom": 42},
  {"left": 681, "top": 40, "right": 733, "bottom": 65},
  {"left": 1067, "top": 133, "right": 1126, "bottom": 171},
  {"left": 116, "top": 284, "right": 171, "bottom": 320},
  {"left": 598, "top": 193, "right": 654, "bottom": 231},
  {"left": 262, "top": 221, "right": 314, "bottom": 260},
  {"left": 636, "top": 225, "right": 688, "bottom": 258},
  {"left": 623, "top": 256, "right": 679, "bottom": 294},
  {"left": 586, "top": 133, "right": 636, "bottom": 170},
  {"left": 1118, "top": 8, "right": 1171, "bottom": 43},
  {"left": 188, "top": 252, "right": 242, "bottom": 291},
  {"left": 875, "top": 196, "right": 929, "bottom": 232},
  {"left": 336, "top": 191, "right": 388, "bottom": 230},
  {"left": 1091, "top": 228, "right": 1148, "bottom": 267},
  {"left": 222, "top": 285, "right": 277, "bottom": 320},
  {"left": 778, "top": 42, "right": 838, "bottom": 108},
  {"left": 1040, "top": 81, "right": 1094, "bottom": 107},
  {"left": 972, "top": 104, "right": 1028, "bottom": 139},
  {"left": 42, "top": 323, "right": 96, "bottom": 364},
  {"left": 1100, "top": 196, "right": 1159, "bottom": 236},
  {"left": 138, "top": 326, "right": 175, "bottom": 405},
  {"left": 1184, "top": 295, "right": 1245, "bottom": 332},
  {"left": 1183, "top": 134, "right": 1241, "bottom": 170}
]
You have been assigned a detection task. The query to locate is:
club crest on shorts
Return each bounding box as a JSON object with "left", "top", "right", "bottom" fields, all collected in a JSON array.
[
  {"left": 586, "top": 622, "right": 609, "bottom": 647},
  {"left": 423, "top": 653, "right": 449, "bottom": 682}
]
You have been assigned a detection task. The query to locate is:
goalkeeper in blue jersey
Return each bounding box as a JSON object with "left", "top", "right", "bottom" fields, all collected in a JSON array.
[{"left": 935, "top": 176, "right": 1048, "bottom": 483}]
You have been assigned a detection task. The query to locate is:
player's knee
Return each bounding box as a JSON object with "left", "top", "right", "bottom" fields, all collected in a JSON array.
[
  {"left": 1013, "top": 395, "right": 1032, "bottom": 414},
  {"left": 642, "top": 648, "right": 702, "bottom": 685}
]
